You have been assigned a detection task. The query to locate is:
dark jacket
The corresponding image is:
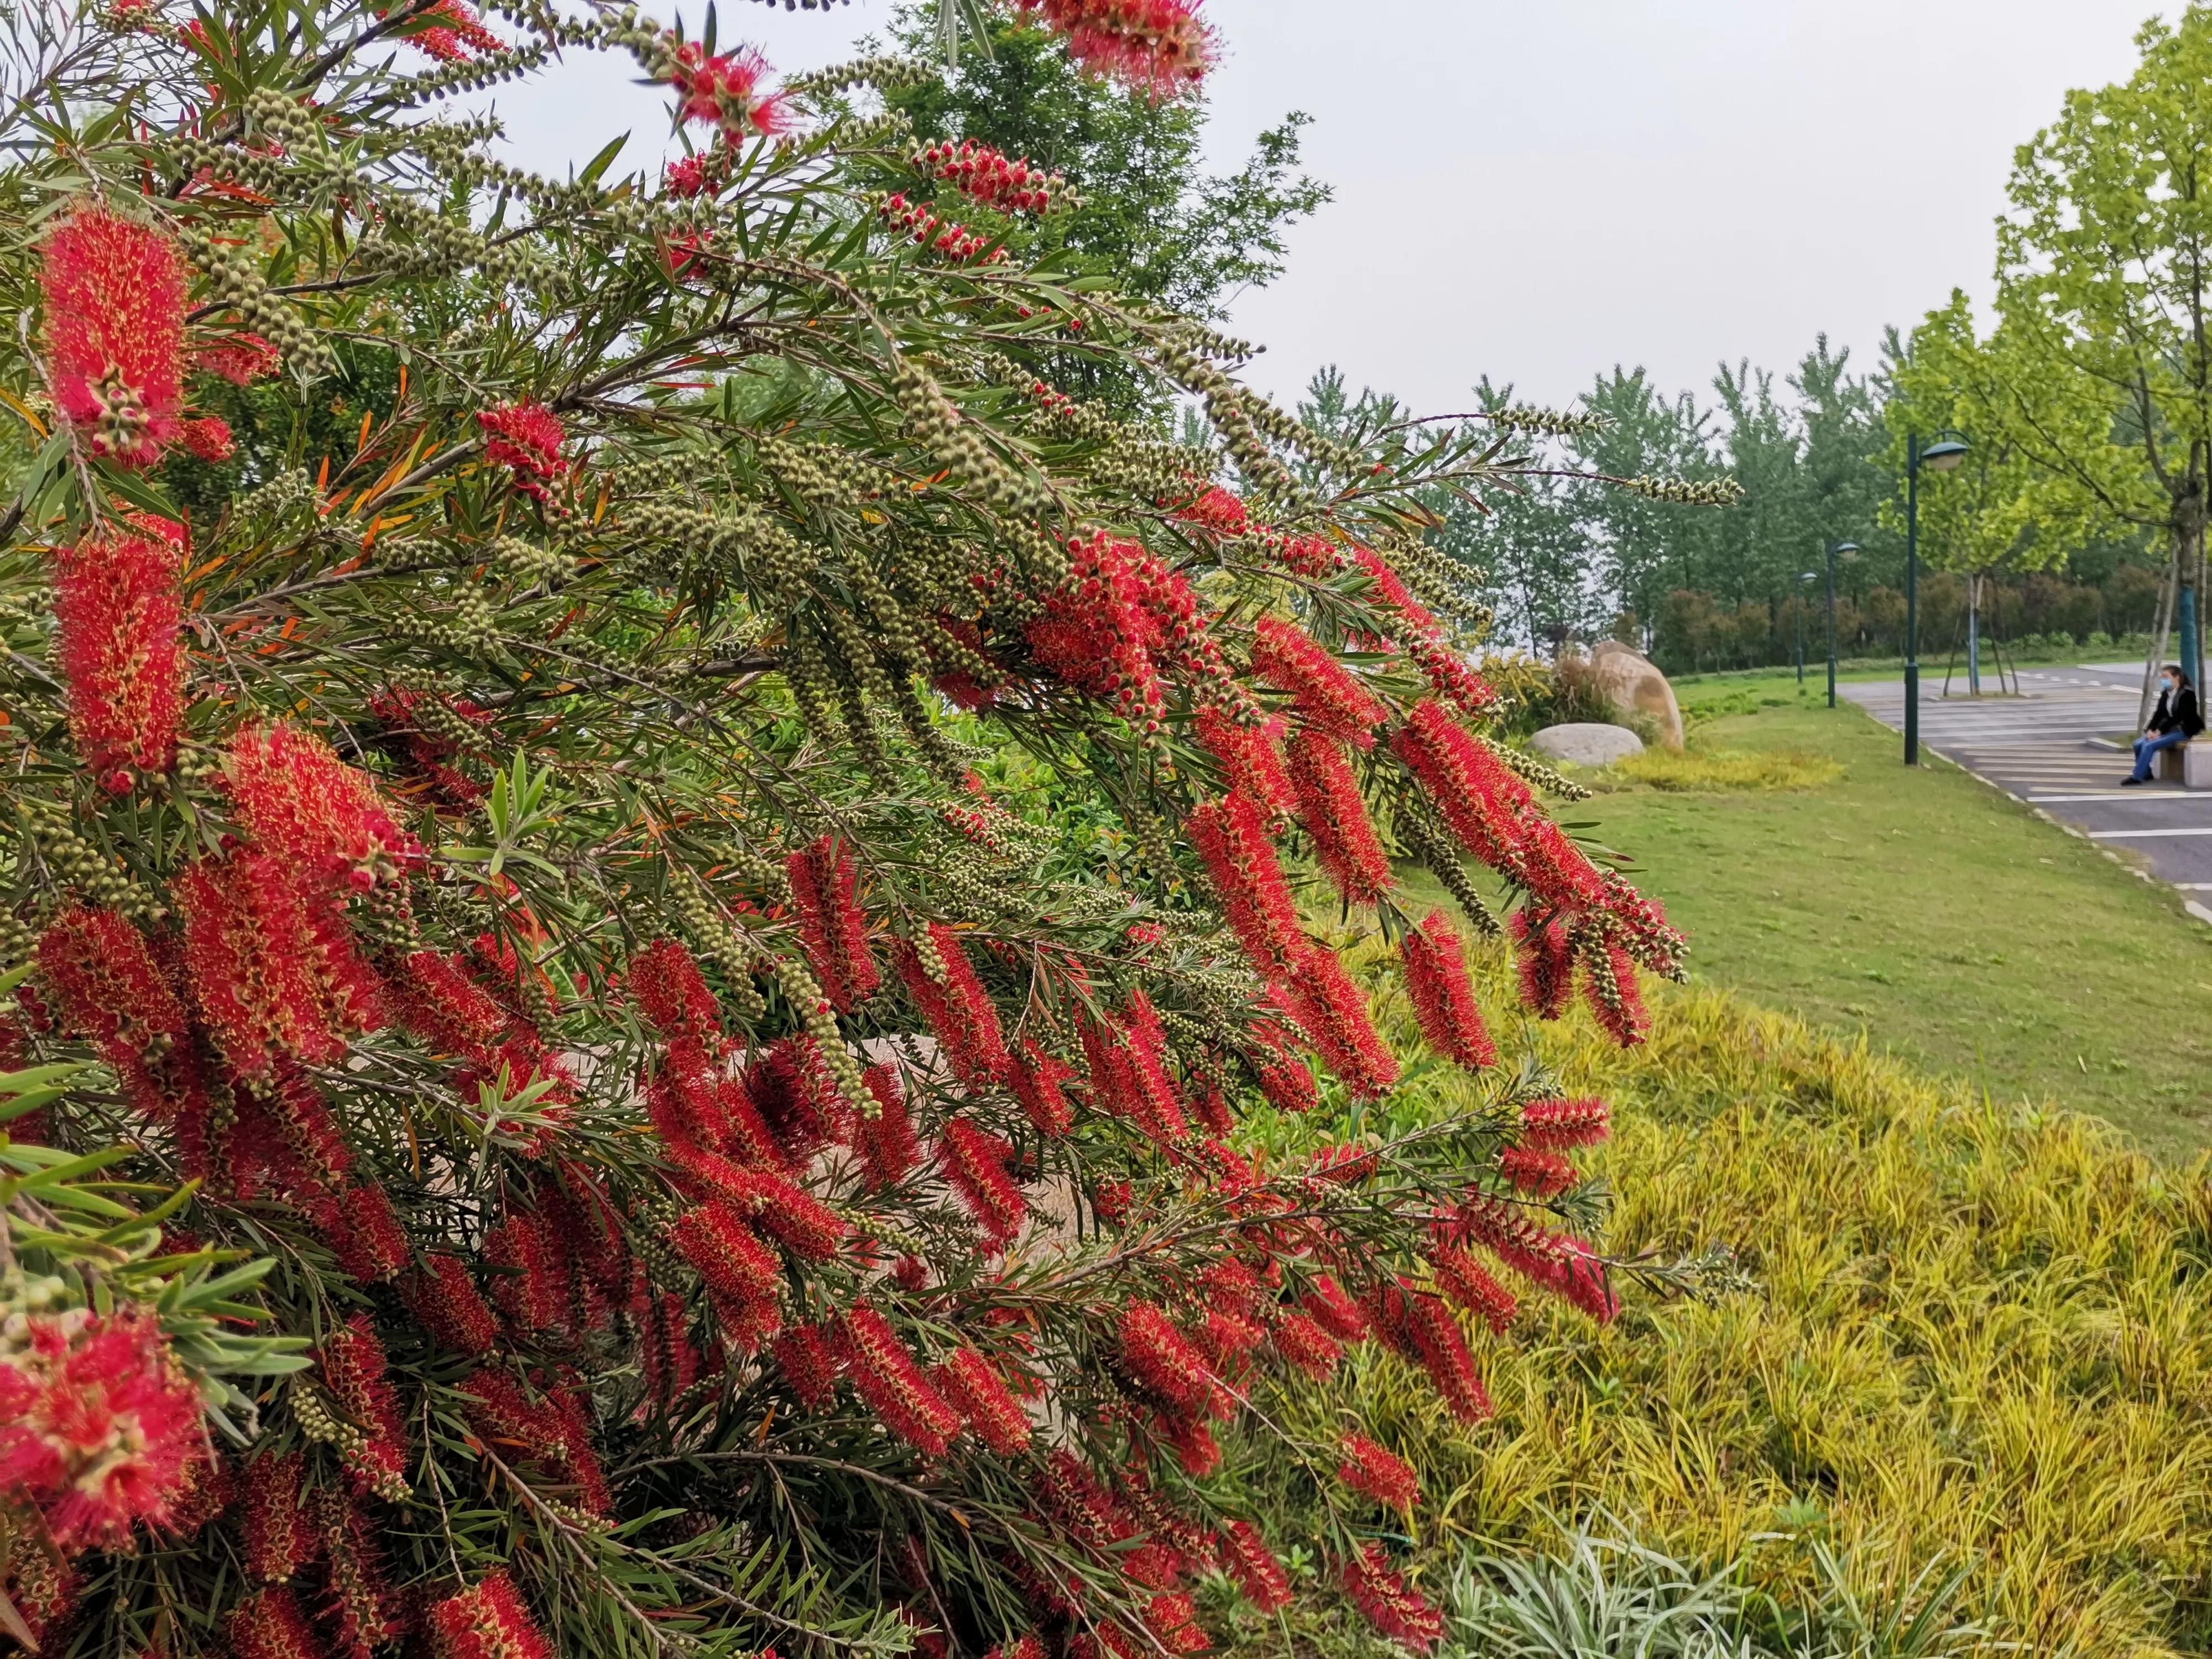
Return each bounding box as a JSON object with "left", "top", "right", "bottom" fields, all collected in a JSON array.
[{"left": 2151, "top": 682, "right": 2205, "bottom": 738}]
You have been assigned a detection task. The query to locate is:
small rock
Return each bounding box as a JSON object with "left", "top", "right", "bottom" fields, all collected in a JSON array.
[{"left": 1532, "top": 723, "right": 1645, "bottom": 766}]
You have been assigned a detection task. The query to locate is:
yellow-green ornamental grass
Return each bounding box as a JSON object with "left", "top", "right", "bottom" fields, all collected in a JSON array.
[{"left": 1254, "top": 948, "right": 2212, "bottom": 1657}]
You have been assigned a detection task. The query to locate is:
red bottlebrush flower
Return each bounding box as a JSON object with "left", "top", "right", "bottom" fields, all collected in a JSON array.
[
  {"left": 1247, "top": 1016, "right": 1319, "bottom": 1115},
  {"left": 487, "top": 1208, "right": 566, "bottom": 1334},
  {"left": 1338, "top": 1433, "right": 1420, "bottom": 1512},
  {"left": 1447, "top": 1198, "right": 1619, "bottom": 1325},
  {"left": 842, "top": 1304, "right": 962, "bottom": 1457},
  {"left": 891, "top": 924, "right": 1011, "bottom": 1091},
  {"left": 52, "top": 526, "right": 186, "bottom": 789},
  {"left": 405, "top": 0, "right": 505, "bottom": 60},
  {"left": 671, "top": 1151, "right": 849, "bottom": 1262},
  {"left": 1194, "top": 704, "right": 1296, "bottom": 817},
  {"left": 773, "top": 1321, "right": 844, "bottom": 1410},
  {"left": 909, "top": 138, "right": 1071, "bottom": 213},
  {"left": 633, "top": 1282, "right": 701, "bottom": 1410},
  {"left": 1515, "top": 814, "right": 1607, "bottom": 911},
  {"left": 1301, "top": 1275, "right": 1369, "bottom": 1343},
  {"left": 231, "top": 1585, "right": 327, "bottom": 1659},
  {"left": 300, "top": 1180, "right": 409, "bottom": 1282},
  {"left": 670, "top": 1200, "right": 785, "bottom": 1345},
  {"left": 786, "top": 834, "right": 879, "bottom": 1013},
  {"left": 1270, "top": 1310, "right": 1341, "bottom": 1379},
  {"left": 1499, "top": 1145, "right": 1579, "bottom": 1198},
  {"left": 1279, "top": 943, "right": 1399, "bottom": 1100},
  {"left": 1581, "top": 935, "right": 1652, "bottom": 1047},
  {"left": 1399, "top": 909, "right": 1497, "bottom": 1071},
  {"left": 1430, "top": 1245, "right": 1517, "bottom": 1334},
  {"left": 1519, "top": 1095, "right": 1610, "bottom": 1150},
  {"left": 1112, "top": 992, "right": 1190, "bottom": 1143},
  {"left": 225, "top": 722, "right": 414, "bottom": 893},
  {"left": 180, "top": 413, "right": 236, "bottom": 462},
  {"left": 1023, "top": 533, "right": 1170, "bottom": 723},
  {"left": 1013, "top": 0, "right": 1213, "bottom": 96},
  {"left": 1342, "top": 1545, "right": 1444, "bottom": 1652},
  {"left": 1092, "top": 1178, "right": 1133, "bottom": 1224},
  {"left": 1187, "top": 791, "right": 1305, "bottom": 982},
  {"left": 630, "top": 937, "right": 724, "bottom": 1048},
  {"left": 1349, "top": 545, "right": 1499, "bottom": 716},
  {"left": 1008, "top": 1040, "right": 1076, "bottom": 1136},
  {"left": 856, "top": 1063, "right": 921, "bottom": 1187},
  {"left": 401, "top": 1254, "right": 500, "bottom": 1356},
  {"left": 317, "top": 1316, "right": 409, "bottom": 1499},
  {"left": 1173, "top": 484, "right": 1249, "bottom": 536},
  {"left": 429, "top": 1571, "right": 556, "bottom": 1659},
  {"left": 1389, "top": 1284, "right": 1492, "bottom": 1425},
  {"left": 1510, "top": 908, "right": 1574, "bottom": 1020},
  {"left": 664, "top": 150, "right": 719, "bottom": 197},
  {"left": 1146, "top": 1591, "right": 1208, "bottom": 1653},
  {"left": 893, "top": 1253, "right": 929, "bottom": 1291},
  {"left": 1286, "top": 728, "right": 1395, "bottom": 905},
  {"left": 476, "top": 400, "right": 568, "bottom": 503},
  {"left": 240, "top": 1451, "right": 312, "bottom": 1582},
  {"left": 196, "top": 331, "right": 280, "bottom": 385},
  {"left": 750, "top": 1034, "right": 851, "bottom": 1164},
  {"left": 1249, "top": 615, "right": 1386, "bottom": 747},
  {"left": 39, "top": 201, "right": 188, "bottom": 466},
  {"left": 316, "top": 1482, "right": 400, "bottom": 1655},
  {"left": 938, "top": 1118, "right": 1027, "bottom": 1249},
  {"left": 1391, "top": 700, "right": 1530, "bottom": 870},
  {"left": 933, "top": 1348, "right": 1034, "bottom": 1455},
  {"left": 461, "top": 1370, "right": 609, "bottom": 1516},
  {"left": 665, "top": 39, "right": 789, "bottom": 139},
  {"left": 36, "top": 906, "right": 197, "bottom": 1119},
  {"left": 1117, "top": 1301, "right": 1211, "bottom": 1416},
  {"left": 1219, "top": 1520, "right": 1292, "bottom": 1612},
  {"left": 538, "top": 1380, "right": 612, "bottom": 1517},
  {"left": 395, "top": 947, "right": 512, "bottom": 1054},
  {"left": 0, "top": 1309, "right": 203, "bottom": 1552}
]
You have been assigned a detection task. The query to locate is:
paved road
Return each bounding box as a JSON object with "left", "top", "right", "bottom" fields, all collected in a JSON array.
[{"left": 1841, "top": 664, "right": 2212, "bottom": 907}]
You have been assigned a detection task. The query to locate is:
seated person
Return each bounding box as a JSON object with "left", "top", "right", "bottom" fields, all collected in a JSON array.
[{"left": 2125, "top": 663, "right": 2204, "bottom": 784}]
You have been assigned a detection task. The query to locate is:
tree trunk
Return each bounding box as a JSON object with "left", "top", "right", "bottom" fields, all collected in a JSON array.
[{"left": 2142, "top": 552, "right": 2179, "bottom": 728}]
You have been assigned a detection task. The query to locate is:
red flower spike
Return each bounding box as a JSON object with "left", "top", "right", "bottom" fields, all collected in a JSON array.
[
  {"left": 1092, "top": 1179, "right": 1133, "bottom": 1225},
  {"left": 1581, "top": 936, "right": 1652, "bottom": 1047},
  {"left": 1511, "top": 909, "right": 1575, "bottom": 1020},
  {"left": 1279, "top": 942, "right": 1398, "bottom": 1100},
  {"left": 1337, "top": 1433, "right": 1420, "bottom": 1512},
  {"left": 302, "top": 1180, "right": 410, "bottom": 1283},
  {"left": 1117, "top": 1302, "right": 1211, "bottom": 1416},
  {"left": 475, "top": 401, "right": 568, "bottom": 503},
  {"left": 1342, "top": 1545, "right": 1444, "bottom": 1652},
  {"left": 1499, "top": 1145, "right": 1579, "bottom": 1198},
  {"left": 1430, "top": 1245, "right": 1517, "bottom": 1334},
  {"left": 1269, "top": 1311, "right": 1341, "bottom": 1379},
  {"left": 938, "top": 1118, "right": 1027, "bottom": 1249},
  {"left": 36, "top": 906, "right": 198, "bottom": 1120},
  {"left": 891, "top": 924, "right": 1011, "bottom": 1090},
  {"left": 856, "top": 1063, "right": 921, "bottom": 1187},
  {"left": 670, "top": 1150, "right": 849, "bottom": 1261},
  {"left": 1515, "top": 814, "right": 1608, "bottom": 911},
  {"left": 1301, "top": 1275, "right": 1368, "bottom": 1343},
  {"left": 487, "top": 1208, "right": 566, "bottom": 1334},
  {"left": 317, "top": 1483, "right": 401, "bottom": 1656},
  {"left": 39, "top": 201, "right": 187, "bottom": 466},
  {"left": 1187, "top": 791, "right": 1305, "bottom": 982},
  {"left": 196, "top": 331, "right": 279, "bottom": 385},
  {"left": 787, "top": 834, "right": 879, "bottom": 1012},
  {"left": 628, "top": 938, "right": 724, "bottom": 1049},
  {"left": 428, "top": 1571, "right": 556, "bottom": 1659},
  {"left": 633, "top": 1282, "right": 702, "bottom": 1410},
  {"left": 1173, "top": 484, "right": 1249, "bottom": 536},
  {"left": 1287, "top": 727, "right": 1394, "bottom": 905},
  {"left": 1399, "top": 909, "right": 1498, "bottom": 1071},
  {"left": 1008, "top": 1040, "right": 1076, "bottom": 1136},
  {"left": 225, "top": 722, "right": 414, "bottom": 894},
  {"left": 670, "top": 1200, "right": 785, "bottom": 1341},
  {"left": 910, "top": 139, "right": 1070, "bottom": 213},
  {"left": 665, "top": 40, "right": 790, "bottom": 141},
  {"left": 1194, "top": 705, "right": 1296, "bottom": 817},
  {"left": 933, "top": 1348, "right": 1034, "bottom": 1455},
  {"left": 773, "top": 1321, "right": 844, "bottom": 1410},
  {"left": 842, "top": 1304, "right": 962, "bottom": 1457},
  {"left": 1519, "top": 1095, "right": 1610, "bottom": 1150},
  {"left": 180, "top": 414, "right": 236, "bottom": 462},
  {"left": 1249, "top": 615, "right": 1386, "bottom": 746},
  {"left": 0, "top": 1310, "right": 203, "bottom": 1552},
  {"left": 1391, "top": 698, "right": 1532, "bottom": 873},
  {"left": 52, "top": 526, "right": 186, "bottom": 787},
  {"left": 401, "top": 1254, "right": 500, "bottom": 1356},
  {"left": 1011, "top": 0, "right": 1213, "bottom": 96},
  {"left": 1219, "top": 1520, "right": 1292, "bottom": 1612},
  {"left": 229, "top": 1585, "right": 327, "bottom": 1659},
  {"left": 316, "top": 1316, "right": 409, "bottom": 1499}
]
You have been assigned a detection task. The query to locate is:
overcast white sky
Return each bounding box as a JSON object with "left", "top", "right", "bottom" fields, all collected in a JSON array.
[{"left": 489, "top": 0, "right": 2163, "bottom": 414}]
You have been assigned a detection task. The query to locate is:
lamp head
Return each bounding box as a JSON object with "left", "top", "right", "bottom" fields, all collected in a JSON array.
[
  {"left": 1830, "top": 540, "right": 1860, "bottom": 556},
  {"left": 1921, "top": 435, "right": 1969, "bottom": 473}
]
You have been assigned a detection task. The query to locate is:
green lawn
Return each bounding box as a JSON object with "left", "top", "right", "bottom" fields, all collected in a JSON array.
[{"left": 1494, "top": 680, "right": 2212, "bottom": 1157}]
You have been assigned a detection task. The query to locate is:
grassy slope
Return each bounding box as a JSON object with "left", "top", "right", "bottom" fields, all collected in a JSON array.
[
  {"left": 1230, "top": 962, "right": 2212, "bottom": 1659},
  {"left": 1558, "top": 678, "right": 2212, "bottom": 1157}
]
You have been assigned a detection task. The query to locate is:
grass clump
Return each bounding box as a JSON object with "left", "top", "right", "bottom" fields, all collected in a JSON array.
[
  {"left": 1600, "top": 745, "right": 1843, "bottom": 793},
  {"left": 1233, "top": 950, "right": 2212, "bottom": 1659}
]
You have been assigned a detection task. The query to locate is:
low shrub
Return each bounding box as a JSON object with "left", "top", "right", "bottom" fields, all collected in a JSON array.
[{"left": 1606, "top": 746, "right": 1844, "bottom": 792}]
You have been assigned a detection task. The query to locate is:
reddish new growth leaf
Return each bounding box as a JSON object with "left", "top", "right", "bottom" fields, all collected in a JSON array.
[
  {"left": 1337, "top": 1433, "right": 1420, "bottom": 1512},
  {"left": 787, "top": 834, "right": 879, "bottom": 1011},
  {"left": 1218, "top": 1519, "right": 1292, "bottom": 1611},
  {"left": 316, "top": 1316, "right": 408, "bottom": 1499},
  {"left": 842, "top": 1304, "right": 963, "bottom": 1457},
  {"left": 39, "top": 201, "right": 187, "bottom": 466},
  {"left": 933, "top": 1348, "right": 1034, "bottom": 1455},
  {"left": 1342, "top": 1545, "right": 1444, "bottom": 1651},
  {"left": 52, "top": 524, "right": 186, "bottom": 793},
  {"left": 1013, "top": 0, "right": 1214, "bottom": 96},
  {"left": 476, "top": 400, "right": 569, "bottom": 502},
  {"left": 1286, "top": 727, "right": 1394, "bottom": 905},
  {"left": 666, "top": 40, "right": 789, "bottom": 140},
  {"left": 1194, "top": 704, "right": 1296, "bottom": 818},
  {"left": 1249, "top": 615, "right": 1386, "bottom": 747},
  {"left": 428, "top": 1571, "right": 556, "bottom": 1659},
  {"left": 893, "top": 924, "right": 1011, "bottom": 1090},
  {"left": 1399, "top": 909, "right": 1497, "bottom": 1071},
  {"left": 938, "top": 1118, "right": 1027, "bottom": 1249},
  {"left": 1519, "top": 1095, "right": 1611, "bottom": 1150}
]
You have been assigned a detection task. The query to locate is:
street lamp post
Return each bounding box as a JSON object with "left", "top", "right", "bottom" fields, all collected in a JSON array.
[
  {"left": 1905, "top": 431, "right": 1969, "bottom": 764},
  {"left": 1826, "top": 541, "right": 1860, "bottom": 709},
  {"left": 1795, "top": 571, "right": 1816, "bottom": 684}
]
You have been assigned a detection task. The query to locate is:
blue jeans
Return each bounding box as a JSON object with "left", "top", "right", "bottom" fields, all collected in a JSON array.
[{"left": 2132, "top": 729, "right": 2189, "bottom": 780}]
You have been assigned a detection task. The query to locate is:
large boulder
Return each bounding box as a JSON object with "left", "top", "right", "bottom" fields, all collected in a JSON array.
[
  {"left": 1589, "top": 641, "right": 1684, "bottom": 750},
  {"left": 1532, "top": 722, "right": 1645, "bottom": 767}
]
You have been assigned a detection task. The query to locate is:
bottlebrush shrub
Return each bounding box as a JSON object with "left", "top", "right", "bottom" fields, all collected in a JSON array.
[{"left": 0, "top": 5, "right": 1721, "bottom": 1657}]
